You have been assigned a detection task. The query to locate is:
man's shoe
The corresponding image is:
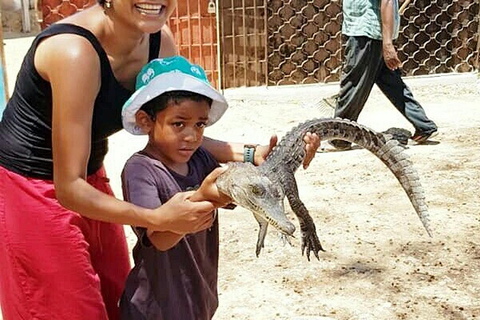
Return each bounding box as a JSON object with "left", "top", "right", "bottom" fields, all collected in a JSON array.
[{"left": 411, "top": 130, "right": 438, "bottom": 143}]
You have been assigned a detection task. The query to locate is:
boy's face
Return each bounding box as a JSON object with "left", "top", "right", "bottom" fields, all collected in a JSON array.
[{"left": 146, "top": 99, "right": 210, "bottom": 168}]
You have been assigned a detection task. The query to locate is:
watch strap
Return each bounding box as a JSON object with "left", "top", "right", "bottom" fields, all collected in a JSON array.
[{"left": 243, "top": 144, "right": 257, "bottom": 164}]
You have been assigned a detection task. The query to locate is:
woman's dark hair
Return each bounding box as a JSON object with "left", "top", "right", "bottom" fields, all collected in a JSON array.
[
  {"left": 98, "top": 0, "right": 105, "bottom": 5},
  {"left": 140, "top": 90, "right": 213, "bottom": 120}
]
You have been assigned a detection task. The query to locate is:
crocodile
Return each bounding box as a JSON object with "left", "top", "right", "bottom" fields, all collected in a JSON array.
[{"left": 216, "top": 118, "right": 432, "bottom": 260}]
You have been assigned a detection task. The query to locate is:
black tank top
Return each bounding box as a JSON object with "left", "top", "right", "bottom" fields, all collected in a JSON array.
[{"left": 0, "top": 24, "right": 161, "bottom": 180}]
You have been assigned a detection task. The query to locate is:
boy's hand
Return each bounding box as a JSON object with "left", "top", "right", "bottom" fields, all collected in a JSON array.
[
  {"left": 255, "top": 134, "right": 278, "bottom": 165},
  {"left": 255, "top": 132, "right": 320, "bottom": 169},
  {"left": 189, "top": 167, "right": 232, "bottom": 208},
  {"left": 154, "top": 191, "right": 217, "bottom": 234},
  {"left": 302, "top": 132, "right": 320, "bottom": 169}
]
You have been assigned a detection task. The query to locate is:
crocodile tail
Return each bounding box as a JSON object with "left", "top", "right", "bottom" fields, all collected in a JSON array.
[{"left": 309, "top": 118, "right": 433, "bottom": 237}]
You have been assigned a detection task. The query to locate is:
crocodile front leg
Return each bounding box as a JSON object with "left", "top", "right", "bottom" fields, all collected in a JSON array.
[
  {"left": 284, "top": 179, "right": 324, "bottom": 261},
  {"left": 253, "top": 214, "right": 269, "bottom": 257}
]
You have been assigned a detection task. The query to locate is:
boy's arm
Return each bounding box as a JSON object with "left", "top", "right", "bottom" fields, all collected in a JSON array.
[
  {"left": 202, "top": 132, "right": 320, "bottom": 170},
  {"left": 122, "top": 161, "right": 187, "bottom": 251},
  {"left": 201, "top": 137, "right": 239, "bottom": 163},
  {"left": 147, "top": 229, "right": 185, "bottom": 251}
]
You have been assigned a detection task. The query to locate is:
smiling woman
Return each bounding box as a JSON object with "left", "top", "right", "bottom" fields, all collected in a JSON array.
[{"left": 0, "top": 2, "right": 194, "bottom": 319}]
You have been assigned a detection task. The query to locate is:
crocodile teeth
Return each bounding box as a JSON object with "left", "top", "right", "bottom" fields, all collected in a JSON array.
[{"left": 135, "top": 3, "right": 164, "bottom": 15}]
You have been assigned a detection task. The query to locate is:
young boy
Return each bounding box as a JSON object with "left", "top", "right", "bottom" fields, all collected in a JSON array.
[{"left": 119, "top": 56, "right": 232, "bottom": 320}]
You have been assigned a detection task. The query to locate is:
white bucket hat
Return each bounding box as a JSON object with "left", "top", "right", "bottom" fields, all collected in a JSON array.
[{"left": 122, "top": 56, "right": 228, "bottom": 135}]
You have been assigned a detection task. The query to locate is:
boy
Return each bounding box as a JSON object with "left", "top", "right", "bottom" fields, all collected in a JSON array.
[{"left": 119, "top": 56, "right": 232, "bottom": 320}]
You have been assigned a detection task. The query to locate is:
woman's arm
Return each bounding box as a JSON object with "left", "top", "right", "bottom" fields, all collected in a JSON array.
[{"left": 34, "top": 34, "right": 216, "bottom": 234}]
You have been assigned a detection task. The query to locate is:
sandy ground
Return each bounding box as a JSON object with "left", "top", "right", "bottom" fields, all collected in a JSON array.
[{"left": 2, "top": 35, "right": 480, "bottom": 319}]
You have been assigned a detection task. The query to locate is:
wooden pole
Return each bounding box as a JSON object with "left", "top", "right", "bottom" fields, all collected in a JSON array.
[
  {"left": 215, "top": 0, "right": 223, "bottom": 91},
  {"left": 21, "top": 0, "right": 32, "bottom": 32}
]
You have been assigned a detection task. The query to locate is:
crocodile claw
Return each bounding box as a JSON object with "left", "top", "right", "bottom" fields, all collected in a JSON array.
[
  {"left": 255, "top": 216, "right": 269, "bottom": 257},
  {"left": 255, "top": 217, "right": 297, "bottom": 256},
  {"left": 278, "top": 233, "right": 293, "bottom": 247},
  {"left": 255, "top": 240, "right": 265, "bottom": 257},
  {"left": 300, "top": 226, "right": 324, "bottom": 261}
]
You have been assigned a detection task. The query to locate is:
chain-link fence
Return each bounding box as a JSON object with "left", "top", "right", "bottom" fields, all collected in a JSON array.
[
  {"left": 219, "top": 0, "right": 269, "bottom": 88},
  {"left": 219, "top": 0, "right": 479, "bottom": 88},
  {"left": 398, "top": 0, "right": 479, "bottom": 75}
]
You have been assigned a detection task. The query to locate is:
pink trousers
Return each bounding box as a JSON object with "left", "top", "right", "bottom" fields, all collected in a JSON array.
[{"left": 0, "top": 166, "right": 131, "bottom": 320}]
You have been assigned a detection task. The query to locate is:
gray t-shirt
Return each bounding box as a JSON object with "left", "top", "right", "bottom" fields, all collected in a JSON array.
[
  {"left": 120, "top": 147, "right": 220, "bottom": 320},
  {"left": 342, "top": 0, "right": 400, "bottom": 40}
]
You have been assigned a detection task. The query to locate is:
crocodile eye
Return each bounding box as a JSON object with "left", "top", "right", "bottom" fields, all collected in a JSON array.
[{"left": 250, "top": 185, "right": 265, "bottom": 196}]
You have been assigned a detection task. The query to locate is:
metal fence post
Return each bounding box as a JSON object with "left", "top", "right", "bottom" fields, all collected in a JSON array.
[{"left": 21, "top": 0, "right": 31, "bottom": 33}]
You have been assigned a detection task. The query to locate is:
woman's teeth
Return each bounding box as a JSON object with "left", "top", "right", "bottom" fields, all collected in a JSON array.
[{"left": 135, "top": 4, "right": 164, "bottom": 15}]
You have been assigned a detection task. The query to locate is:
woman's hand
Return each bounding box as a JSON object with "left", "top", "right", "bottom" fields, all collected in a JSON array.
[
  {"left": 152, "top": 191, "right": 217, "bottom": 234},
  {"left": 255, "top": 132, "right": 320, "bottom": 169},
  {"left": 148, "top": 168, "right": 231, "bottom": 234}
]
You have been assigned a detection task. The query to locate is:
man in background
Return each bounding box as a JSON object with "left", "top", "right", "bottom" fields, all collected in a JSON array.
[{"left": 331, "top": 0, "right": 438, "bottom": 150}]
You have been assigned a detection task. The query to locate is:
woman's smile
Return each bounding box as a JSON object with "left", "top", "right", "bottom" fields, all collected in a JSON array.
[{"left": 134, "top": 2, "right": 165, "bottom": 16}]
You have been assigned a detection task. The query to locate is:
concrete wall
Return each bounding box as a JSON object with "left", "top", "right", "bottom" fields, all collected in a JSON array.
[{"left": 1, "top": 0, "right": 40, "bottom": 33}]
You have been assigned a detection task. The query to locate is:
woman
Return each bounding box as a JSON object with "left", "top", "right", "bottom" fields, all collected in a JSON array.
[{"left": 0, "top": 1, "right": 319, "bottom": 319}]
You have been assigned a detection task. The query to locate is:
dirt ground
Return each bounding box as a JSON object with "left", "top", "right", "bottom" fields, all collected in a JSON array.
[
  {"left": 3, "top": 35, "right": 480, "bottom": 320},
  {"left": 106, "top": 74, "right": 480, "bottom": 320}
]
